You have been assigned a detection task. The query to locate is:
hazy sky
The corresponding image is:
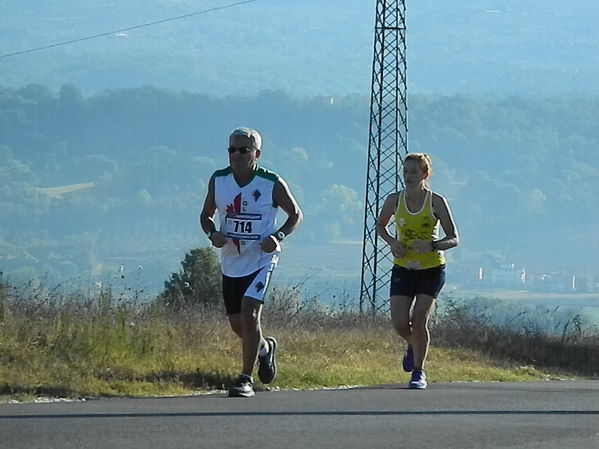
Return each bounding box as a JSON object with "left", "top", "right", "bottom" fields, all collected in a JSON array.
[{"left": 2, "top": 0, "right": 599, "bottom": 96}]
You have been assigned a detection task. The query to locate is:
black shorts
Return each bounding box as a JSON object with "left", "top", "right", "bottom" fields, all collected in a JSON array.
[
  {"left": 222, "top": 264, "right": 275, "bottom": 315},
  {"left": 390, "top": 264, "right": 446, "bottom": 298}
]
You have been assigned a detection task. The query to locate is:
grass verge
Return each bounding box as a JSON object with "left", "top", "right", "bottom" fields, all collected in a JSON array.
[{"left": 0, "top": 290, "right": 568, "bottom": 402}]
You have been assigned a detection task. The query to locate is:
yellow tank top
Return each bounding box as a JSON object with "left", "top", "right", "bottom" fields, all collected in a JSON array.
[{"left": 393, "top": 190, "right": 445, "bottom": 270}]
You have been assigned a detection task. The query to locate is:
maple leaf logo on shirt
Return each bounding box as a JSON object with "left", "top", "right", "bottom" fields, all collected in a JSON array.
[{"left": 226, "top": 193, "right": 242, "bottom": 252}]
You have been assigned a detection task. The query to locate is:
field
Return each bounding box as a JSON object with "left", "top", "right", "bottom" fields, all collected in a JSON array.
[{"left": 2, "top": 281, "right": 594, "bottom": 402}]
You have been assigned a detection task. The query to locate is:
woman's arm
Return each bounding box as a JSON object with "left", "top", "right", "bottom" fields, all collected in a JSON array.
[
  {"left": 431, "top": 192, "right": 459, "bottom": 251},
  {"left": 376, "top": 193, "right": 405, "bottom": 258}
]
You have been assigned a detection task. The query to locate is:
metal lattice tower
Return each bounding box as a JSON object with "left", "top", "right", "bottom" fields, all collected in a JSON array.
[{"left": 360, "top": 0, "right": 408, "bottom": 314}]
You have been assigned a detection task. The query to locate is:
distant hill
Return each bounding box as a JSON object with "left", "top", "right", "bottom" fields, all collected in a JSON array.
[
  {"left": 1, "top": 0, "right": 598, "bottom": 96},
  {"left": 1, "top": 85, "right": 599, "bottom": 294}
]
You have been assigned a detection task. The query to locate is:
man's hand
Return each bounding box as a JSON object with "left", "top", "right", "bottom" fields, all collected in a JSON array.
[
  {"left": 209, "top": 231, "right": 227, "bottom": 248},
  {"left": 260, "top": 234, "right": 281, "bottom": 253}
]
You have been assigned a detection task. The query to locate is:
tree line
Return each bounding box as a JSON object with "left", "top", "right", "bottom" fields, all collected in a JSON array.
[{"left": 1, "top": 84, "right": 598, "bottom": 290}]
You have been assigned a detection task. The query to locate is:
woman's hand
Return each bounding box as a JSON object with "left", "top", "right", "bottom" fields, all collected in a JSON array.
[
  {"left": 410, "top": 239, "right": 433, "bottom": 254},
  {"left": 389, "top": 239, "right": 406, "bottom": 258}
]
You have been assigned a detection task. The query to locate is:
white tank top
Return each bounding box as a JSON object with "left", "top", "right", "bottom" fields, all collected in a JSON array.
[{"left": 213, "top": 166, "right": 280, "bottom": 277}]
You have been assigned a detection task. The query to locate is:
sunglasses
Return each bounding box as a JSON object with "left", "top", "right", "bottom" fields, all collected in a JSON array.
[{"left": 227, "top": 146, "right": 255, "bottom": 154}]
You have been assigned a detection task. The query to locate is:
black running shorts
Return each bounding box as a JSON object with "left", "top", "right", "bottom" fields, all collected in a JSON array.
[
  {"left": 222, "top": 264, "right": 275, "bottom": 315},
  {"left": 389, "top": 264, "right": 446, "bottom": 298}
]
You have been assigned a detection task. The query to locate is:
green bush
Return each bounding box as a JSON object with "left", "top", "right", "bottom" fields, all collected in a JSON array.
[{"left": 160, "top": 247, "right": 222, "bottom": 309}]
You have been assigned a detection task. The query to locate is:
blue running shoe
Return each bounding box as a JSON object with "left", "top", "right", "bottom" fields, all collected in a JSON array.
[
  {"left": 409, "top": 369, "right": 427, "bottom": 389},
  {"left": 402, "top": 345, "right": 414, "bottom": 372}
]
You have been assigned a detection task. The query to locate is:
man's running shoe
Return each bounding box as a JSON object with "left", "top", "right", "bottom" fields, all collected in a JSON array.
[
  {"left": 402, "top": 345, "right": 414, "bottom": 372},
  {"left": 257, "top": 336, "right": 278, "bottom": 384},
  {"left": 409, "top": 369, "right": 427, "bottom": 389},
  {"left": 228, "top": 375, "right": 255, "bottom": 398}
]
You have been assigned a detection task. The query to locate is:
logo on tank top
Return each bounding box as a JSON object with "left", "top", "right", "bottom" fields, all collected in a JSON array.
[
  {"left": 253, "top": 189, "right": 261, "bottom": 201},
  {"left": 226, "top": 193, "right": 243, "bottom": 253},
  {"left": 255, "top": 281, "right": 265, "bottom": 292}
]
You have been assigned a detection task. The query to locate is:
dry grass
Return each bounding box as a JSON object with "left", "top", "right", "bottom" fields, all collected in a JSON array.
[
  {"left": 433, "top": 298, "right": 599, "bottom": 377},
  {"left": 0, "top": 282, "right": 585, "bottom": 402}
]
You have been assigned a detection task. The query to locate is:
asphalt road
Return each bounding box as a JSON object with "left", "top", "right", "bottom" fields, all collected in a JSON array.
[{"left": 1, "top": 381, "right": 598, "bottom": 449}]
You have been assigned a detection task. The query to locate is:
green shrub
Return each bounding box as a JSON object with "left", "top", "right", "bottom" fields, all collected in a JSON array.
[{"left": 159, "top": 247, "right": 222, "bottom": 309}]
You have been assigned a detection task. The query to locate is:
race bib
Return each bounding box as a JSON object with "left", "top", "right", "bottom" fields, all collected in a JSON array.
[{"left": 225, "top": 213, "right": 264, "bottom": 240}]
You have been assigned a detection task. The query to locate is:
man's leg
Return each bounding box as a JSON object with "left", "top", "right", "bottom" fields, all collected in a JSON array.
[
  {"left": 223, "top": 271, "right": 262, "bottom": 398},
  {"left": 240, "top": 296, "right": 264, "bottom": 377},
  {"left": 243, "top": 262, "right": 277, "bottom": 384},
  {"left": 228, "top": 314, "right": 243, "bottom": 339},
  {"left": 223, "top": 268, "right": 267, "bottom": 371},
  {"left": 223, "top": 272, "right": 245, "bottom": 339},
  {"left": 227, "top": 301, "right": 264, "bottom": 398},
  {"left": 227, "top": 265, "right": 276, "bottom": 396}
]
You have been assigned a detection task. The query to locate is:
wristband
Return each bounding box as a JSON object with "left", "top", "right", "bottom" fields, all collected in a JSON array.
[{"left": 431, "top": 240, "right": 439, "bottom": 251}]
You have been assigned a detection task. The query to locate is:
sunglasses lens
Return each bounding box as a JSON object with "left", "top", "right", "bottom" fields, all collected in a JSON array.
[{"left": 228, "top": 147, "right": 252, "bottom": 154}]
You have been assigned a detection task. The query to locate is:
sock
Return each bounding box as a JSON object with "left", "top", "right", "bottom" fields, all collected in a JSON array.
[
  {"left": 239, "top": 373, "right": 253, "bottom": 382},
  {"left": 259, "top": 340, "right": 270, "bottom": 357}
]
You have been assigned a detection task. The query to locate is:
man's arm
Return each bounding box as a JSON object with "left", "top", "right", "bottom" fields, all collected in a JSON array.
[
  {"left": 260, "top": 177, "right": 303, "bottom": 253},
  {"left": 199, "top": 176, "right": 227, "bottom": 248},
  {"left": 272, "top": 177, "right": 303, "bottom": 237}
]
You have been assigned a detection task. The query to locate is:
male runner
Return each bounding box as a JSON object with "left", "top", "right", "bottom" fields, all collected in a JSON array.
[{"left": 199, "top": 127, "right": 303, "bottom": 397}]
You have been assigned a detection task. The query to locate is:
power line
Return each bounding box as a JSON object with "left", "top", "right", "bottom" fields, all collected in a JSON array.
[{"left": 0, "top": 0, "right": 257, "bottom": 60}]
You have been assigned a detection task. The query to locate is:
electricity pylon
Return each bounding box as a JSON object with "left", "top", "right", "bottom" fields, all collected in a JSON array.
[{"left": 359, "top": 0, "right": 408, "bottom": 314}]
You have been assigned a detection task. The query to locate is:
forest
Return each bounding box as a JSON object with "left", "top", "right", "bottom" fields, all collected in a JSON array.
[{"left": 1, "top": 84, "right": 599, "bottom": 293}]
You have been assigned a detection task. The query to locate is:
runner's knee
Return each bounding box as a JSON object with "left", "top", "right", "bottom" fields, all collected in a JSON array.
[
  {"left": 392, "top": 320, "right": 412, "bottom": 338},
  {"left": 228, "top": 315, "right": 243, "bottom": 337}
]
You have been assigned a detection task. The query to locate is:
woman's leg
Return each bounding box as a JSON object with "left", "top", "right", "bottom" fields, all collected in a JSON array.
[
  {"left": 390, "top": 295, "right": 414, "bottom": 343},
  {"left": 411, "top": 294, "right": 436, "bottom": 370}
]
